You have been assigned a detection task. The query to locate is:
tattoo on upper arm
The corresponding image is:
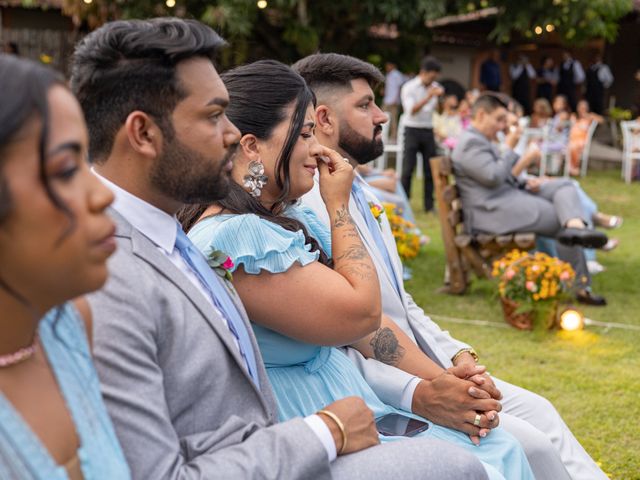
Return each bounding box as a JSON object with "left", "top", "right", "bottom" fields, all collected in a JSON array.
[
  {"left": 370, "top": 327, "right": 405, "bottom": 366},
  {"left": 334, "top": 262, "right": 375, "bottom": 280}
]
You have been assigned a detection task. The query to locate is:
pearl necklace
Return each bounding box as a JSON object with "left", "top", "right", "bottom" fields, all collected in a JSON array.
[{"left": 0, "top": 336, "right": 38, "bottom": 367}]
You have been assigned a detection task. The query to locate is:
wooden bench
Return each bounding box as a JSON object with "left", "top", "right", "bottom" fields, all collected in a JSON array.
[{"left": 430, "top": 156, "right": 536, "bottom": 294}]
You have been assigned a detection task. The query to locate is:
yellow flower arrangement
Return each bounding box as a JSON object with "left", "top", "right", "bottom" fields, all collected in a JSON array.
[
  {"left": 369, "top": 202, "right": 421, "bottom": 261},
  {"left": 493, "top": 249, "right": 575, "bottom": 328}
]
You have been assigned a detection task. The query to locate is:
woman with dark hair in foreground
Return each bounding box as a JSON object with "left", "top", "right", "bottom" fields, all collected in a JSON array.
[{"left": 0, "top": 56, "right": 130, "bottom": 479}]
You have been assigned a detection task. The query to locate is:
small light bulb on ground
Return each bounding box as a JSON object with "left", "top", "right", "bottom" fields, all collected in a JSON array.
[
  {"left": 83, "top": 0, "right": 92, "bottom": 4},
  {"left": 257, "top": 0, "right": 268, "bottom": 8},
  {"left": 559, "top": 309, "right": 584, "bottom": 331},
  {"left": 534, "top": 26, "right": 543, "bottom": 35},
  {"left": 546, "top": 24, "right": 555, "bottom": 32},
  {"left": 166, "top": 0, "right": 176, "bottom": 7}
]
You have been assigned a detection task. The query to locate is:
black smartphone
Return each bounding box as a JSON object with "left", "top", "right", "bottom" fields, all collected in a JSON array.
[{"left": 375, "top": 413, "right": 430, "bottom": 437}]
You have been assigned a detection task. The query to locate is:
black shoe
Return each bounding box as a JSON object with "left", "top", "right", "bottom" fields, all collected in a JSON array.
[
  {"left": 557, "top": 228, "right": 608, "bottom": 249},
  {"left": 576, "top": 289, "right": 607, "bottom": 306}
]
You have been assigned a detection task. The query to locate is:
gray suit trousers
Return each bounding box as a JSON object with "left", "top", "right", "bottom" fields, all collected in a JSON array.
[
  {"left": 526, "top": 179, "right": 590, "bottom": 287},
  {"left": 498, "top": 378, "right": 608, "bottom": 480},
  {"left": 332, "top": 437, "right": 488, "bottom": 480}
]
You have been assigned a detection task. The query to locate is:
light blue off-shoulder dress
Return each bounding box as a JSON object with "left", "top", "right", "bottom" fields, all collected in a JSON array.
[
  {"left": 0, "top": 303, "right": 131, "bottom": 480},
  {"left": 189, "top": 205, "right": 534, "bottom": 480}
]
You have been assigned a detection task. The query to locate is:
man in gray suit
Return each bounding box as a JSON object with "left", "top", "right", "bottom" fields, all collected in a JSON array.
[
  {"left": 451, "top": 94, "right": 607, "bottom": 306},
  {"left": 295, "top": 53, "right": 608, "bottom": 480},
  {"left": 70, "top": 18, "right": 485, "bottom": 480}
]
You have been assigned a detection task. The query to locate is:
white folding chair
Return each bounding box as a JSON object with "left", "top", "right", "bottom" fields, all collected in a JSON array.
[
  {"left": 579, "top": 120, "right": 599, "bottom": 177},
  {"left": 540, "top": 122, "right": 572, "bottom": 177},
  {"left": 374, "top": 120, "right": 391, "bottom": 170},
  {"left": 621, "top": 120, "right": 640, "bottom": 184},
  {"left": 384, "top": 114, "right": 405, "bottom": 175}
]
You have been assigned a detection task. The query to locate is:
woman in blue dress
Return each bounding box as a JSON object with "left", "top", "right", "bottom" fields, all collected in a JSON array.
[
  {"left": 183, "top": 60, "right": 534, "bottom": 480},
  {"left": 0, "top": 56, "right": 130, "bottom": 479}
]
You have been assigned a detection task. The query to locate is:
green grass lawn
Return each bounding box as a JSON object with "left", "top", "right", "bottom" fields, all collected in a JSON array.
[{"left": 403, "top": 170, "right": 640, "bottom": 479}]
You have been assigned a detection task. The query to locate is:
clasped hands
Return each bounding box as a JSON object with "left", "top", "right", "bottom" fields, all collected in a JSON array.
[{"left": 412, "top": 359, "right": 503, "bottom": 446}]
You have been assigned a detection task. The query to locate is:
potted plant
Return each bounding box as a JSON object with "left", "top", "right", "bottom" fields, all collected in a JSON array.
[{"left": 492, "top": 249, "right": 575, "bottom": 330}]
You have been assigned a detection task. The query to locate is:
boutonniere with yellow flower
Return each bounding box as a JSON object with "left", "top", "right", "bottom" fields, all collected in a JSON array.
[
  {"left": 207, "top": 250, "right": 234, "bottom": 282},
  {"left": 368, "top": 201, "right": 384, "bottom": 227}
]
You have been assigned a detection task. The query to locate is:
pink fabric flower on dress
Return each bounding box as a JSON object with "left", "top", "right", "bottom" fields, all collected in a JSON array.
[
  {"left": 222, "top": 257, "right": 234, "bottom": 270},
  {"left": 505, "top": 269, "right": 516, "bottom": 280},
  {"left": 525, "top": 281, "right": 537, "bottom": 292}
]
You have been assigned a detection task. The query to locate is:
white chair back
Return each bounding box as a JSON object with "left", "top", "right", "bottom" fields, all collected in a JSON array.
[
  {"left": 379, "top": 114, "right": 405, "bottom": 174},
  {"left": 621, "top": 120, "right": 640, "bottom": 184},
  {"left": 374, "top": 119, "right": 391, "bottom": 170},
  {"left": 579, "top": 120, "right": 599, "bottom": 177}
]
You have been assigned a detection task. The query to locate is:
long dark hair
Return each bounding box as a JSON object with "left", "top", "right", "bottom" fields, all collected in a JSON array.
[
  {"left": 179, "top": 60, "right": 331, "bottom": 266},
  {"left": 0, "top": 55, "right": 68, "bottom": 304}
]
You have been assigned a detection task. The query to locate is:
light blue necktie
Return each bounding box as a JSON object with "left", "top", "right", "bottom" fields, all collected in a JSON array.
[
  {"left": 174, "top": 224, "right": 259, "bottom": 387},
  {"left": 351, "top": 182, "right": 401, "bottom": 295}
]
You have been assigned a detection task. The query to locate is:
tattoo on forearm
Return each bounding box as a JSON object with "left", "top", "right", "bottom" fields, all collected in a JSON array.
[
  {"left": 370, "top": 328, "right": 405, "bottom": 366},
  {"left": 335, "top": 245, "right": 368, "bottom": 261},
  {"left": 332, "top": 204, "right": 375, "bottom": 280},
  {"left": 333, "top": 205, "right": 355, "bottom": 228}
]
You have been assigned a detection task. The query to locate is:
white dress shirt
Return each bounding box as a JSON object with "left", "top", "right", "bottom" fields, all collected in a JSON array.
[
  {"left": 593, "top": 62, "right": 614, "bottom": 88},
  {"left": 94, "top": 171, "right": 337, "bottom": 461},
  {"left": 383, "top": 68, "right": 405, "bottom": 105},
  {"left": 401, "top": 76, "right": 441, "bottom": 129},
  {"left": 563, "top": 58, "right": 585, "bottom": 84},
  {"left": 509, "top": 63, "right": 536, "bottom": 80}
]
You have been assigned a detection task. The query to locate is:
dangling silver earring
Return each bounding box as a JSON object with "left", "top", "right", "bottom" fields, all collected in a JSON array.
[{"left": 243, "top": 160, "right": 268, "bottom": 198}]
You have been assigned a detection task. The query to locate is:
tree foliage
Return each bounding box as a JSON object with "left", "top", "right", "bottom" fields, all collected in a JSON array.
[{"left": 60, "top": 0, "right": 634, "bottom": 67}]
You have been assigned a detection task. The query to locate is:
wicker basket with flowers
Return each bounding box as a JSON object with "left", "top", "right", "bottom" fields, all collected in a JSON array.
[{"left": 492, "top": 249, "right": 575, "bottom": 330}]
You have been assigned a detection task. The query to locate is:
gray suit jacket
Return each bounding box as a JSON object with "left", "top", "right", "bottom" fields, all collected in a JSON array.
[
  {"left": 451, "top": 127, "right": 540, "bottom": 234},
  {"left": 301, "top": 177, "right": 469, "bottom": 409},
  {"left": 88, "top": 209, "right": 331, "bottom": 480}
]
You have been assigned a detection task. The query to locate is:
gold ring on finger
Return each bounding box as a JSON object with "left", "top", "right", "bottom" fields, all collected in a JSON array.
[{"left": 473, "top": 413, "right": 482, "bottom": 427}]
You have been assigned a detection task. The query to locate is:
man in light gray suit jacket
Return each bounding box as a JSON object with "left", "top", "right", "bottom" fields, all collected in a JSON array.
[
  {"left": 295, "top": 53, "right": 608, "bottom": 480},
  {"left": 451, "top": 94, "right": 607, "bottom": 305},
  {"left": 70, "top": 18, "right": 486, "bottom": 480}
]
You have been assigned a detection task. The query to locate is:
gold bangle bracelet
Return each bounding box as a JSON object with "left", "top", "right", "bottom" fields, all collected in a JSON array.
[
  {"left": 451, "top": 348, "right": 479, "bottom": 365},
  {"left": 317, "top": 409, "right": 348, "bottom": 455}
]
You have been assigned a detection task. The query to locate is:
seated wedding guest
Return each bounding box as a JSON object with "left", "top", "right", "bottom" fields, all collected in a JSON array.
[
  {"left": 293, "top": 53, "right": 609, "bottom": 480},
  {"left": 568, "top": 99, "right": 604, "bottom": 176},
  {"left": 544, "top": 94, "right": 572, "bottom": 154},
  {"left": 453, "top": 94, "right": 609, "bottom": 305},
  {"left": 529, "top": 98, "right": 553, "bottom": 128},
  {"left": 0, "top": 56, "right": 130, "bottom": 479},
  {"left": 355, "top": 164, "right": 419, "bottom": 225},
  {"left": 508, "top": 110, "right": 620, "bottom": 274},
  {"left": 71, "top": 18, "right": 486, "bottom": 480},
  {"left": 459, "top": 97, "right": 473, "bottom": 129},
  {"left": 184, "top": 59, "right": 533, "bottom": 480},
  {"left": 434, "top": 93, "right": 463, "bottom": 151}
]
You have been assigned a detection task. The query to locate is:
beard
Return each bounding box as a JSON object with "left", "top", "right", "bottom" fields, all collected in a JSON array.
[
  {"left": 150, "top": 136, "right": 238, "bottom": 205},
  {"left": 337, "top": 120, "right": 384, "bottom": 165}
]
